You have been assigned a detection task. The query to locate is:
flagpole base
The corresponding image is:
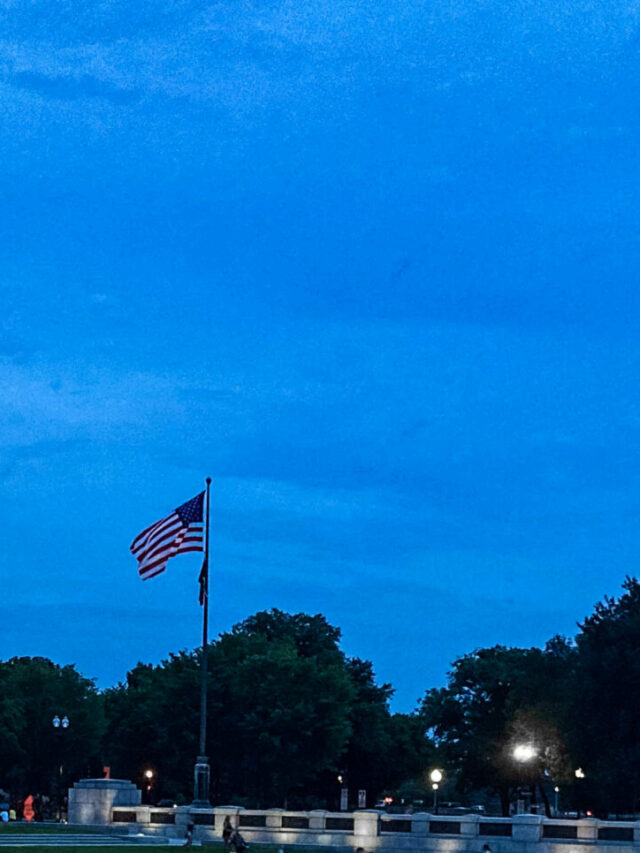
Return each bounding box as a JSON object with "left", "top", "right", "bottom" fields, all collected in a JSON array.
[{"left": 192, "top": 756, "right": 211, "bottom": 807}]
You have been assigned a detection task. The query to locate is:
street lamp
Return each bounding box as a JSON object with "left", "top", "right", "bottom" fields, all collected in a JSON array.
[
  {"left": 143, "top": 769, "right": 155, "bottom": 803},
  {"left": 554, "top": 786, "right": 560, "bottom": 815},
  {"left": 512, "top": 744, "right": 538, "bottom": 814},
  {"left": 430, "top": 769, "right": 443, "bottom": 814},
  {"left": 513, "top": 744, "right": 537, "bottom": 762},
  {"left": 52, "top": 715, "right": 70, "bottom": 821},
  {"left": 574, "top": 768, "right": 586, "bottom": 818}
]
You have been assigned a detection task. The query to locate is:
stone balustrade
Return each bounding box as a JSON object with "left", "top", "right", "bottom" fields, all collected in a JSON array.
[{"left": 107, "top": 804, "right": 640, "bottom": 853}]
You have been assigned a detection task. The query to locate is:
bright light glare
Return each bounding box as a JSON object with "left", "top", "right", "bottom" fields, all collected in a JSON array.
[
  {"left": 144, "top": 769, "right": 154, "bottom": 779},
  {"left": 575, "top": 768, "right": 586, "bottom": 779},
  {"left": 513, "top": 744, "right": 537, "bottom": 762},
  {"left": 430, "top": 769, "right": 443, "bottom": 783}
]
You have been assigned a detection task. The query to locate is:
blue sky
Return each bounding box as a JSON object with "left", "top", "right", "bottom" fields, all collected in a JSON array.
[{"left": 2, "top": 0, "right": 640, "bottom": 710}]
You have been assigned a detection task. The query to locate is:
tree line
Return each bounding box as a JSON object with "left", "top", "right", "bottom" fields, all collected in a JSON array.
[{"left": 3, "top": 579, "right": 640, "bottom": 816}]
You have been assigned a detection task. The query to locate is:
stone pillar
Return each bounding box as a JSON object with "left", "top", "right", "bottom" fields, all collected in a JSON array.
[
  {"left": 135, "top": 807, "right": 151, "bottom": 826},
  {"left": 175, "top": 805, "right": 192, "bottom": 838},
  {"left": 309, "top": 809, "right": 327, "bottom": 830},
  {"left": 576, "top": 818, "right": 598, "bottom": 842},
  {"left": 68, "top": 778, "right": 141, "bottom": 825},
  {"left": 410, "top": 813, "right": 430, "bottom": 837},
  {"left": 512, "top": 814, "right": 544, "bottom": 843},
  {"left": 459, "top": 814, "right": 480, "bottom": 839},
  {"left": 215, "top": 805, "right": 244, "bottom": 831},
  {"left": 266, "top": 808, "right": 285, "bottom": 829},
  {"left": 354, "top": 809, "right": 380, "bottom": 846}
]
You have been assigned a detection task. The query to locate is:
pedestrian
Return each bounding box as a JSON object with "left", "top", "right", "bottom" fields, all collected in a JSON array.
[
  {"left": 230, "top": 828, "right": 248, "bottom": 853},
  {"left": 0, "top": 795, "right": 9, "bottom": 825},
  {"left": 223, "top": 816, "right": 233, "bottom": 847},
  {"left": 184, "top": 823, "right": 194, "bottom": 847},
  {"left": 23, "top": 795, "right": 35, "bottom": 822}
]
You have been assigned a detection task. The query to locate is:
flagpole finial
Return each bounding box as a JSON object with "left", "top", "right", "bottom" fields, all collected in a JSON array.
[{"left": 206, "top": 477, "right": 212, "bottom": 485}]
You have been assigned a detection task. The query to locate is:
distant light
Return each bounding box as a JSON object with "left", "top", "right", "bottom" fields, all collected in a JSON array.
[
  {"left": 61, "top": 716, "right": 69, "bottom": 729},
  {"left": 432, "top": 783, "right": 439, "bottom": 791},
  {"left": 52, "top": 716, "right": 60, "bottom": 728},
  {"left": 383, "top": 797, "right": 393, "bottom": 805},
  {"left": 430, "top": 769, "right": 443, "bottom": 783},
  {"left": 513, "top": 744, "right": 537, "bottom": 762},
  {"left": 586, "top": 810, "right": 593, "bottom": 817},
  {"left": 575, "top": 768, "right": 586, "bottom": 779},
  {"left": 554, "top": 787, "right": 560, "bottom": 793},
  {"left": 144, "top": 769, "right": 154, "bottom": 780}
]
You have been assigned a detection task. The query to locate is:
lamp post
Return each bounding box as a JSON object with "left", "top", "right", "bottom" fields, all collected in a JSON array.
[
  {"left": 430, "top": 769, "right": 443, "bottom": 814},
  {"left": 52, "top": 715, "right": 70, "bottom": 821},
  {"left": 512, "top": 744, "right": 538, "bottom": 814},
  {"left": 337, "top": 773, "right": 349, "bottom": 812},
  {"left": 574, "top": 768, "right": 586, "bottom": 818},
  {"left": 143, "top": 769, "right": 155, "bottom": 805},
  {"left": 554, "top": 786, "right": 560, "bottom": 815}
]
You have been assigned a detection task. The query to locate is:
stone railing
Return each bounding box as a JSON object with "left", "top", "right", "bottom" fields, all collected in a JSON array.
[{"left": 109, "top": 806, "right": 640, "bottom": 851}]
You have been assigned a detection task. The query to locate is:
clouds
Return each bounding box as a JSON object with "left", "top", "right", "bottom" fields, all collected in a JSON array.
[
  {"left": 1, "top": 0, "right": 640, "bottom": 709},
  {"left": 9, "top": 70, "right": 140, "bottom": 105}
]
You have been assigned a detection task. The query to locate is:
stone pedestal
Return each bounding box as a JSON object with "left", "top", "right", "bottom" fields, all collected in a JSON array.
[
  {"left": 266, "top": 809, "right": 285, "bottom": 828},
  {"left": 459, "top": 814, "right": 481, "bottom": 838},
  {"left": 410, "top": 813, "right": 430, "bottom": 836},
  {"left": 512, "top": 814, "right": 544, "bottom": 843},
  {"left": 68, "top": 778, "right": 141, "bottom": 825},
  {"left": 215, "top": 805, "right": 244, "bottom": 832},
  {"left": 174, "top": 805, "right": 192, "bottom": 840},
  {"left": 577, "top": 819, "right": 598, "bottom": 842},
  {"left": 192, "top": 756, "right": 210, "bottom": 806},
  {"left": 309, "top": 809, "right": 327, "bottom": 830},
  {"left": 354, "top": 809, "right": 380, "bottom": 843}
]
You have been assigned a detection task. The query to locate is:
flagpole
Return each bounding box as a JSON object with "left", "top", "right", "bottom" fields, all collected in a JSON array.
[{"left": 193, "top": 476, "right": 212, "bottom": 806}]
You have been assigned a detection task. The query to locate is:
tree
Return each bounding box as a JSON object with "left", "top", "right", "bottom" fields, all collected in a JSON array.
[
  {"left": 335, "top": 659, "right": 432, "bottom": 807},
  {"left": 103, "top": 653, "right": 201, "bottom": 801},
  {"left": 208, "top": 615, "right": 355, "bottom": 807},
  {"left": 0, "top": 657, "right": 104, "bottom": 806},
  {"left": 419, "top": 643, "right": 573, "bottom": 815},
  {"left": 570, "top": 577, "right": 640, "bottom": 816},
  {"left": 104, "top": 610, "right": 356, "bottom": 806},
  {"left": 103, "top": 609, "right": 427, "bottom": 808}
]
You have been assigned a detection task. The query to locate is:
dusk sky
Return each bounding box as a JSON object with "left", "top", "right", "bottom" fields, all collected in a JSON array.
[{"left": 2, "top": 0, "right": 640, "bottom": 710}]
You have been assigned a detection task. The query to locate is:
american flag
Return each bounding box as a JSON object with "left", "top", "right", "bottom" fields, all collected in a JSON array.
[{"left": 131, "top": 492, "right": 205, "bottom": 581}]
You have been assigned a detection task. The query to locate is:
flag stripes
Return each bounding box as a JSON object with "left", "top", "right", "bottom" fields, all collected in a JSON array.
[{"left": 131, "top": 491, "right": 205, "bottom": 581}]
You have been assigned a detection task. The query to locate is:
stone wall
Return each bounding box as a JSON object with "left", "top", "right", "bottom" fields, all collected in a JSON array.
[{"left": 108, "top": 805, "right": 640, "bottom": 853}]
